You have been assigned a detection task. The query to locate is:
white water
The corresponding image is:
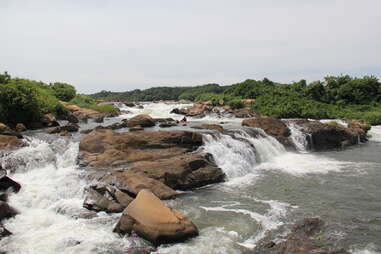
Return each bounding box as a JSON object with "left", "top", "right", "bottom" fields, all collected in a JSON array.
[
  {"left": 286, "top": 122, "right": 311, "bottom": 152},
  {"left": 0, "top": 137, "right": 134, "bottom": 254},
  {"left": 369, "top": 126, "right": 381, "bottom": 142}
]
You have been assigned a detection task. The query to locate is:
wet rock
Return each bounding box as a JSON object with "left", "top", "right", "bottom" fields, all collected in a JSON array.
[
  {"left": 0, "top": 201, "right": 17, "bottom": 221},
  {"left": 94, "top": 115, "right": 105, "bottom": 123},
  {"left": 0, "top": 176, "right": 21, "bottom": 193},
  {"left": 0, "top": 123, "right": 22, "bottom": 138},
  {"left": 129, "top": 125, "right": 144, "bottom": 132},
  {"left": 79, "top": 129, "right": 203, "bottom": 168},
  {"left": 232, "top": 108, "right": 257, "bottom": 118},
  {"left": 242, "top": 117, "right": 291, "bottom": 146},
  {"left": 15, "top": 123, "right": 26, "bottom": 132},
  {"left": 191, "top": 124, "right": 224, "bottom": 133},
  {"left": 0, "top": 225, "right": 12, "bottom": 239},
  {"left": 41, "top": 113, "right": 59, "bottom": 127},
  {"left": 127, "top": 114, "right": 155, "bottom": 128},
  {"left": 97, "top": 171, "right": 178, "bottom": 200},
  {"left": 25, "top": 121, "right": 44, "bottom": 130},
  {"left": 83, "top": 184, "right": 133, "bottom": 213},
  {"left": 129, "top": 153, "right": 224, "bottom": 190},
  {"left": 124, "top": 102, "right": 136, "bottom": 107},
  {"left": 252, "top": 218, "right": 350, "bottom": 254},
  {"left": 47, "top": 123, "right": 79, "bottom": 134},
  {"left": 159, "top": 122, "right": 177, "bottom": 128},
  {"left": 0, "top": 135, "right": 24, "bottom": 150},
  {"left": 292, "top": 120, "right": 364, "bottom": 150},
  {"left": 114, "top": 189, "right": 198, "bottom": 245},
  {"left": 67, "top": 113, "right": 79, "bottom": 124}
]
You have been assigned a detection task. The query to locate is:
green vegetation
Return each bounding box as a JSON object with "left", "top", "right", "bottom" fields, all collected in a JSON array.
[
  {"left": 70, "top": 94, "right": 120, "bottom": 115},
  {"left": 0, "top": 71, "right": 118, "bottom": 125}
]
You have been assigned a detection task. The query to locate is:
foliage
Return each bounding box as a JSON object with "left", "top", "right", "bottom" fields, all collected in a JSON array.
[
  {"left": 178, "top": 83, "right": 225, "bottom": 101},
  {"left": 363, "top": 112, "right": 381, "bottom": 125},
  {"left": 70, "top": 94, "right": 119, "bottom": 115},
  {"left": 195, "top": 93, "right": 244, "bottom": 109},
  {"left": 50, "top": 82, "right": 76, "bottom": 101},
  {"left": 0, "top": 71, "right": 11, "bottom": 84}
]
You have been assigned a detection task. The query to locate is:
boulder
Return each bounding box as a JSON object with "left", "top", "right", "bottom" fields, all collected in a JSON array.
[
  {"left": 129, "top": 125, "right": 144, "bottom": 132},
  {"left": 232, "top": 108, "right": 257, "bottom": 118},
  {"left": 41, "top": 113, "right": 59, "bottom": 127},
  {"left": 242, "top": 117, "right": 291, "bottom": 146},
  {"left": 252, "top": 218, "right": 350, "bottom": 254},
  {"left": 67, "top": 113, "right": 79, "bottom": 123},
  {"left": 159, "top": 122, "right": 177, "bottom": 128},
  {"left": 94, "top": 115, "right": 104, "bottom": 123},
  {"left": 0, "top": 201, "right": 17, "bottom": 221},
  {"left": 83, "top": 184, "right": 133, "bottom": 213},
  {"left": 123, "top": 102, "right": 136, "bottom": 107},
  {"left": 191, "top": 124, "right": 224, "bottom": 133},
  {"left": 97, "top": 171, "right": 178, "bottom": 200},
  {"left": 127, "top": 114, "right": 155, "bottom": 128},
  {"left": 171, "top": 102, "right": 212, "bottom": 118},
  {"left": 47, "top": 123, "right": 79, "bottom": 134},
  {"left": 113, "top": 189, "right": 198, "bottom": 245},
  {"left": 15, "top": 123, "right": 27, "bottom": 132},
  {"left": 293, "top": 120, "right": 363, "bottom": 150},
  {"left": 0, "top": 123, "right": 22, "bottom": 138},
  {"left": 0, "top": 135, "right": 24, "bottom": 150},
  {"left": 0, "top": 225, "right": 12, "bottom": 239},
  {"left": 128, "top": 153, "right": 225, "bottom": 190},
  {"left": 0, "top": 176, "right": 21, "bottom": 193},
  {"left": 78, "top": 130, "right": 203, "bottom": 168}
]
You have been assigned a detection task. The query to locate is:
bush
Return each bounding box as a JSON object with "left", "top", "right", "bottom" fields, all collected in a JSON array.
[
  {"left": 51, "top": 82, "right": 76, "bottom": 101},
  {"left": 363, "top": 112, "right": 381, "bottom": 125},
  {"left": 70, "top": 94, "right": 120, "bottom": 115}
]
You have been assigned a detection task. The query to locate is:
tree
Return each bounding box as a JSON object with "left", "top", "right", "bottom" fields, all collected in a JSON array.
[
  {"left": 0, "top": 71, "right": 11, "bottom": 84},
  {"left": 50, "top": 82, "right": 76, "bottom": 101}
]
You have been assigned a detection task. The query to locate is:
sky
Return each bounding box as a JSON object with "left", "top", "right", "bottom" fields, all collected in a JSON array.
[{"left": 1, "top": 0, "right": 380, "bottom": 93}]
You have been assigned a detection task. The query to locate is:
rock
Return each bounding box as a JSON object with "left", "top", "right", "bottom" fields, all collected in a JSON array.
[
  {"left": 129, "top": 125, "right": 144, "bottom": 132},
  {"left": 0, "top": 225, "right": 12, "bottom": 239},
  {"left": 0, "top": 135, "right": 24, "bottom": 150},
  {"left": 114, "top": 189, "right": 198, "bottom": 245},
  {"left": 292, "top": 120, "right": 363, "bottom": 150},
  {"left": 26, "top": 121, "right": 44, "bottom": 130},
  {"left": 15, "top": 123, "right": 26, "bottom": 132},
  {"left": 191, "top": 124, "right": 224, "bottom": 133},
  {"left": 124, "top": 102, "right": 136, "bottom": 107},
  {"left": 242, "top": 117, "right": 291, "bottom": 146},
  {"left": 252, "top": 218, "right": 350, "bottom": 254},
  {"left": 0, "top": 201, "right": 17, "bottom": 221},
  {"left": 0, "top": 176, "right": 21, "bottom": 193},
  {"left": 127, "top": 114, "right": 155, "bottom": 128},
  {"left": 67, "top": 113, "right": 79, "bottom": 123},
  {"left": 232, "top": 108, "right": 257, "bottom": 118},
  {"left": 79, "top": 130, "right": 203, "bottom": 168},
  {"left": 159, "top": 122, "right": 177, "bottom": 128},
  {"left": 83, "top": 184, "right": 133, "bottom": 213},
  {"left": 97, "top": 171, "right": 178, "bottom": 200},
  {"left": 128, "top": 153, "right": 225, "bottom": 190},
  {"left": 60, "top": 131, "right": 72, "bottom": 137},
  {"left": 94, "top": 115, "right": 105, "bottom": 123},
  {"left": 41, "top": 113, "right": 59, "bottom": 127},
  {"left": 47, "top": 123, "right": 79, "bottom": 134},
  {"left": 0, "top": 123, "right": 22, "bottom": 138}
]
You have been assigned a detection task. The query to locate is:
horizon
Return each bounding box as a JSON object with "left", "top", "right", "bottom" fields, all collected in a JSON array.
[{"left": 1, "top": 0, "right": 380, "bottom": 93}]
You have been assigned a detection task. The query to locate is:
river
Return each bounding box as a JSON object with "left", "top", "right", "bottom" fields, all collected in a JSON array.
[{"left": 0, "top": 102, "right": 380, "bottom": 254}]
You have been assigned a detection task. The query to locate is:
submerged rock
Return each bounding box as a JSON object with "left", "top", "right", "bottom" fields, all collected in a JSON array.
[
  {"left": 252, "top": 218, "right": 350, "bottom": 254},
  {"left": 114, "top": 189, "right": 198, "bottom": 245},
  {"left": 242, "top": 117, "right": 291, "bottom": 146}
]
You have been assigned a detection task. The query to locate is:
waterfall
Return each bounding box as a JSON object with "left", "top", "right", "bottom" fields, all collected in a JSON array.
[
  {"left": 202, "top": 128, "right": 286, "bottom": 180},
  {"left": 286, "top": 122, "right": 311, "bottom": 152}
]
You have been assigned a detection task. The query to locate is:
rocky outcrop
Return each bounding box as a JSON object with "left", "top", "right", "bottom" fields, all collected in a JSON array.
[
  {"left": 170, "top": 102, "right": 213, "bottom": 118},
  {"left": 79, "top": 129, "right": 203, "bottom": 168},
  {"left": 242, "top": 117, "right": 291, "bottom": 146},
  {"left": 127, "top": 114, "right": 156, "bottom": 128},
  {"left": 191, "top": 124, "right": 224, "bottom": 133},
  {"left": 114, "top": 189, "right": 198, "bottom": 245},
  {"left": 290, "top": 120, "right": 366, "bottom": 150},
  {"left": 83, "top": 183, "right": 134, "bottom": 213},
  {"left": 0, "top": 135, "right": 24, "bottom": 150},
  {"left": 93, "top": 171, "right": 178, "bottom": 200},
  {"left": 47, "top": 123, "right": 79, "bottom": 135},
  {"left": 252, "top": 218, "right": 349, "bottom": 254},
  {"left": 128, "top": 153, "right": 225, "bottom": 190}
]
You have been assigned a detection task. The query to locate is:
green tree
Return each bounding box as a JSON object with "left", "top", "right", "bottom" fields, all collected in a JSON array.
[{"left": 50, "top": 82, "right": 76, "bottom": 101}]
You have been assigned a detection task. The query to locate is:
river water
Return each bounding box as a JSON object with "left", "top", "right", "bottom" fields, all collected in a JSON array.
[{"left": 0, "top": 102, "right": 380, "bottom": 254}]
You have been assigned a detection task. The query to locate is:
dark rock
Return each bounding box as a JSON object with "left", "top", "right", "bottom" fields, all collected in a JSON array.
[
  {"left": 94, "top": 116, "right": 104, "bottom": 123},
  {"left": 0, "top": 225, "right": 12, "bottom": 239},
  {"left": 47, "top": 123, "right": 79, "bottom": 134},
  {"left": 15, "top": 123, "right": 27, "bottom": 132},
  {"left": 26, "top": 122, "right": 44, "bottom": 130},
  {"left": 41, "top": 113, "right": 60, "bottom": 127},
  {"left": 159, "top": 122, "right": 177, "bottom": 128},
  {"left": 124, "top": 102, "right": 136, "bottom": 107},
  {"left": 67, "top": 113, "right": 79, "bottom": 124},
  {"left": 0, "top": 176, "right": 21, "bottom": 193},
  {"left": 0, "top": 201, "right": 17, "bottom": 221}
]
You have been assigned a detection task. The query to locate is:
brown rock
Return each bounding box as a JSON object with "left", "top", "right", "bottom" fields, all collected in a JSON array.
[
  {"left": 15, "top": 123, "right": 27, "bottom": 132},
  {"left": 232, "top": 108, "right": 257, "bottom": 118},
  {"left": 242, "top": 117, "right": 291, "bottom": 146},
  {"left": 98, "top": 171, "right": 178, "bottom": 200},
  {"left": 41, "top": 113, "right": 59, "bottom": 127},
  {"left": 47, "top": 123, "right": 79, "bottom": 134},
  {"left": 127, "top": 114, "right": 155, "bottom": 128},
  {"left": 191, "top": 124, "right": 224, "bottom": 132},
  {"left": 114, "top": 189, "right": 198, "bottom": 245},
  {"left": 0, "top": 135, "right": 23, "bottom": 150},
  {"left": 129, "top": 125, "right": 144, "bottom": 132},
  {"left": 78, "top": 130, "right": 203, "bottom": 168}
]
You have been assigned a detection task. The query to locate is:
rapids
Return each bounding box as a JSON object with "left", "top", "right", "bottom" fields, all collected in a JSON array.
[{"left": 0, "top": 102, "right": 380, "bottom": 254}]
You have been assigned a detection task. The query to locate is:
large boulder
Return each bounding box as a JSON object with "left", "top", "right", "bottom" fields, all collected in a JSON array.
[
  {"left": 128, "top": 153, "right": 224, "bottom": 190},
  {"left": 171, "top": 102, "right": 213, "bottom": 118},
  {"left": 114, "top": 189, "right": 198, "bottom": 245},
  {"left": 252, "top": 218, "right": 350, "bottom": 254},
  {"left": 292, "top": 120, "right": 364, "bottom": 150},
  {"left": 0, "top": 135, "right": 23, "bottom": 150},
  {"left": 78, "top": 129, "right": 203, "bottom": 168},
  {"left": 127, "top": 114, "right": 155, "bottom": 128},
  {"left": 96, "top": 171, "right": 178, "bottom": 200},
  {"left": 0, "top": 176, "right": 21, "bottom": 193},
  {"left": 41, "top": 113, "right": 59, "bottom": 127},
  {"left": 242, "top": 117, "right": 291, "bottom": 146}
]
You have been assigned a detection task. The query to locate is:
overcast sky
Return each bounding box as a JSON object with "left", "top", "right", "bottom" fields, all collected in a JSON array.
[{"left": 1, "top": 0, "right": 380, "bottom": 93}]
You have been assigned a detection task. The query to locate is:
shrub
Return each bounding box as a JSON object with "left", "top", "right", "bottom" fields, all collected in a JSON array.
[
  {"left": 70, "top": 94, "right": 119, "bottom": 115},
  {"left": 363, "top": 112, "right": 381, "bottom": 125},
  {"left": 51, "top": 82, "right": 76, "bottom": 101}
]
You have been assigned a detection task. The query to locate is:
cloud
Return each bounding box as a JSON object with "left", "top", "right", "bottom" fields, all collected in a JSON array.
[{"left": 1, "top": 0, "right": 380, "bottom": 93}]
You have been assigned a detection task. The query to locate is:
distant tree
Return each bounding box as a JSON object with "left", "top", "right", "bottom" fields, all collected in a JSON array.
[
  {"left": 50, "top": 82, "right": 76, "bottom": 101},
  {"left": 0, "top": 71, "right": 11, "bottom": 84}
]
